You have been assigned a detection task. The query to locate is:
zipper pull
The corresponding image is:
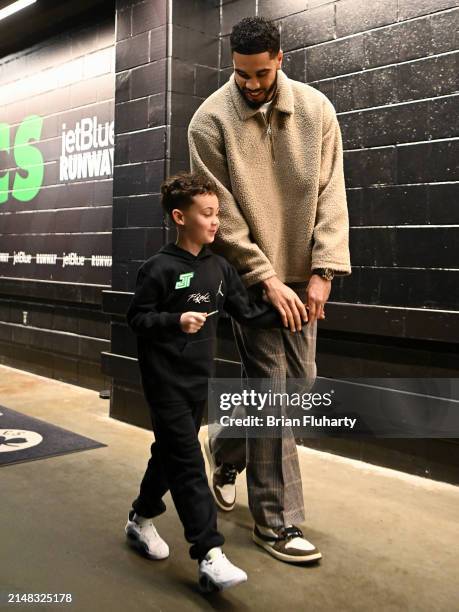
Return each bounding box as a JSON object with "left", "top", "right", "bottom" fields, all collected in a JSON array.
[{"left": 266, "top": 124, "right": 272, "bottom": 136}]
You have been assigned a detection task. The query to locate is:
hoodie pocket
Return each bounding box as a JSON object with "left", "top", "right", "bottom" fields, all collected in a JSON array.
[
  {"left": 179, "top": 336, "right": 209, "bottom": 355},
  {"left": 179, "top": 335, "right": 216, "bottom": 370},
  {"left": 174, "top": 329, "right": 191, "bottom": 353}
]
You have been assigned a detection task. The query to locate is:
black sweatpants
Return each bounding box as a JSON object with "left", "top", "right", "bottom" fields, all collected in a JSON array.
[{"left": 132, "top": 398, "right": 224, "bottom": 560}]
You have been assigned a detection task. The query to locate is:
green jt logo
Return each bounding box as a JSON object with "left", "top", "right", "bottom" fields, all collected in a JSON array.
[
  {"left": 0, "top": 115, "right": 44, "bottom": 204},
  {"left": 175, "top": 272, "right": 194, "bottom": 289}
]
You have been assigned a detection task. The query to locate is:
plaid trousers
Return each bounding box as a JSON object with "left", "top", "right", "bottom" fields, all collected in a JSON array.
[{"left": 211, "top": 282, "right": 317, "bottom": 528}]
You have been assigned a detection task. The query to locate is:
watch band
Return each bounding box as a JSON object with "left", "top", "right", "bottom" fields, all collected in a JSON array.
[{"left": 312, "top": 268, "right": 335, "bottom": 281}]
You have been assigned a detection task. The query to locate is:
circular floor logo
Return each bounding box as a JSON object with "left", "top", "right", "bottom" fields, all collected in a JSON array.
[{"left": 0, "top": 429, "right": 43, "bottom": 453}]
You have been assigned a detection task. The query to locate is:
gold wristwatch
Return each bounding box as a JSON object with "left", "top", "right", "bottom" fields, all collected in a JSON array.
[{"left": 312, "top": 268, "right": 335, "bottom": 281}]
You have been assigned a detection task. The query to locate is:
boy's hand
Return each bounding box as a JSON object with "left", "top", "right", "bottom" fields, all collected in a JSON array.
[{"left": 180, "top": 311, "right": 207, "bottom": 333}]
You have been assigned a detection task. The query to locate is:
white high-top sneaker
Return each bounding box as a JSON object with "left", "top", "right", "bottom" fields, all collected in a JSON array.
[
  {"left": 125, "top": 510, "right": 169, "bottom": 560},
  {"left": 198, "top": 547, "right": 247, "bottom": 592}
]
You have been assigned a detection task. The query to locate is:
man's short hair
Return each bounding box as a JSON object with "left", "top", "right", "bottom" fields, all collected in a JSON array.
[
  {"left": 161, "top": 172, "right": 216, "bottom": 217},
  {"left": 230, "top": 16, "right": 280, "bottom": 57}
]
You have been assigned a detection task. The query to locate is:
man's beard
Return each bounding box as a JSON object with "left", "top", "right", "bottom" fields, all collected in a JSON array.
[{"left": 236, "top": 75, "right": 278, "bottom": 109}]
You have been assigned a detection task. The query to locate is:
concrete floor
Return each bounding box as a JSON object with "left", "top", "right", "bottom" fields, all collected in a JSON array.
[{"left": 0, "top": 364, "right": 458, "bottom": 612}]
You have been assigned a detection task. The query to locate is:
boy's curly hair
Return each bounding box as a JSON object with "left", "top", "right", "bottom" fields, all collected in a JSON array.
[
  {"left": 161, "top": 172, "right": 216, "bottom": 217},
  {"left": 230, "top": 16, "right": 280, "bottom": 57}
]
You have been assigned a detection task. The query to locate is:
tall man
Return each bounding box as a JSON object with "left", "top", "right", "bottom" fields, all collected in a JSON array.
[{"left": 188, "top": 17, "right": 351, "bottom": 563}]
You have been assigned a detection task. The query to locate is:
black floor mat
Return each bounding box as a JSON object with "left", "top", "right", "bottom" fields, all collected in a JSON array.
[{"left": 0, "top": 405, "right": 106, "bottom": 467}]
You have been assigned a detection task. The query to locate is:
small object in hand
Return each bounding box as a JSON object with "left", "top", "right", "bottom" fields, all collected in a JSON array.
[{"left": 206, "top": 310, "right": 219, "bottom": 318}]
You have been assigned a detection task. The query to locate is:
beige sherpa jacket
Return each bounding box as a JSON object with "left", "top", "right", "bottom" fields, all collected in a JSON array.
[{"left": 188, "top": 69, "right": 351, "bottom": 287}]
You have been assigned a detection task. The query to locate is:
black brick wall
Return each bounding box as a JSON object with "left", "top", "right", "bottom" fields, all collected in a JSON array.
[
  {"left": 106, "top": 0, "right": 169, "bottom": 422},
  {"left": 112, "top": 0, "right": 167, "bottom": 295},
  {"left": 0, "top": 15, "right": 115, "bottom": 390},
  {"left": 168, "top": 0, "right": 219, "bottom": 174}
]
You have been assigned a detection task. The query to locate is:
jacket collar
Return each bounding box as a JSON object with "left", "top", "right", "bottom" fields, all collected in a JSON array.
[{"left": 229, "top": 69, "right": 294, "bottom": 121}]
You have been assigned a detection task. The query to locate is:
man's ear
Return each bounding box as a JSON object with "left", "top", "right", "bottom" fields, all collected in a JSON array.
[
  {"left": 277, "top": 50, "right": 283, "bottom": 69},
  {"left": 171, "top": 208, "right": 185, "bottom": 226}
]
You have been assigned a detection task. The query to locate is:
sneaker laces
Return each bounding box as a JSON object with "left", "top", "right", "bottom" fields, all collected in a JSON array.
[
  {"left": 206, "top": 552, "right": 226, "bottom": 567},
  {"left": 135, "top": 515, "right": 158, "bottom": 534},
  {"left": 145, "top": 521, "right": 158, "bottom": 533},
  {"left": 221, "top": 464, "right": 237, "bottom": 485},
  {"left": 278, "top": 526, "right": 304, "bottom": 541},
  {"left": 208, "top": 553, "right": 236, "bottom": 578}
]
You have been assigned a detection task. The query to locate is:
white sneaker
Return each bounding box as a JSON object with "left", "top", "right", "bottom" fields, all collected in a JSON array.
[
  {"left": 125, "top": 510, "right": 169, "bottom": 560},
  {"left": 198, "top": 547, "right": 247, "bottom": 592}
]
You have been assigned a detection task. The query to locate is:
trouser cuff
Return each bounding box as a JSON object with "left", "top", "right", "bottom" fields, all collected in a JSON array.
[{"left": 132, "top": 498, "right": 167, "bottom": 519}]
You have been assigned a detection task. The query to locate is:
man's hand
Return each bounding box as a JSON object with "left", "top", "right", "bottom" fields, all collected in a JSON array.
[
  {"left": 180, "top": 311, "right": 207, "bottom": 333},
  {"left": 262, "top": 276, "right": 308, "bottom": 332},
  {"left": 306, "top": 275, "right": 331, "bottom": 324}
]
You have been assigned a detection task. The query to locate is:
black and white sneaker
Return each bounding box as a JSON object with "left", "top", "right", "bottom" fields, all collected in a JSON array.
[
  {"left": 125, "top": 510, "right": 169, "bottom": 560},
  {"left": 204, "top": 436, "right": 237, "bottom": 512},
  {"left": 252, "top": 524, "right": 322, "bottom": 564}
]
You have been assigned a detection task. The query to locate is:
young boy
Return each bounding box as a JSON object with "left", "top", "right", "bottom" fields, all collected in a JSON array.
[{"left": 124, "top": 172, "right": 297, "bottom": 592}]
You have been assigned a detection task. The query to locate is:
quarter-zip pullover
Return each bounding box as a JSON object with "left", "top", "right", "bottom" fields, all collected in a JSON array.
[
  {"left": 188, "top": 70, "right": 351, "bottom": 287},
  {"left": 127, "top": 243, "right": 283, "bottom": 403}
]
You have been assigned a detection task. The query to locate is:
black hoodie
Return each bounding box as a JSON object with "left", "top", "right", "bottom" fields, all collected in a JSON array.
[{"left": 127, "top": 242, "right": 284, "bottom": 404}]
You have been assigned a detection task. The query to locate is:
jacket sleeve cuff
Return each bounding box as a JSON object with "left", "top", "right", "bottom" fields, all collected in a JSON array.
[
  {"left": 159, "top": 312, "right": 183, "bottom": 330},
  {"left": 240, "top": 265, "right": 277, "bottom": 288},
  {"left": 310, "top": 261, "right": 352, "bottom": 276}
]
